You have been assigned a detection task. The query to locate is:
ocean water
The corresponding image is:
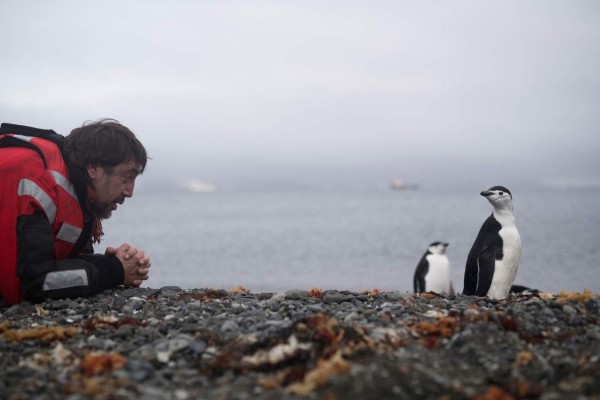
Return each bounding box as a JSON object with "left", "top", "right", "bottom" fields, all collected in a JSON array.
[{"left": 97, "top": 188, "right": 600, "bottom": 294}]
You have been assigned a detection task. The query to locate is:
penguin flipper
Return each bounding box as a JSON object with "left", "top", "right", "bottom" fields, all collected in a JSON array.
[
  {"left": 413, "top": 256, "right": 428, "bottom": 293},
  {"left": 475, "top": 246, "right": 496, "bottom": 296},
  {"left": 463, "top": 255, "right": 479, "bottom": 295},
  {"left": 463, "top": 215, "right": 501, "bottom": 295},
  {"left": 464, "top": 248, "right": 487, "bottom": 295}
]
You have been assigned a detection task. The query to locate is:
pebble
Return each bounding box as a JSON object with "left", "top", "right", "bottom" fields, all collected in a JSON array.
[
  {"left": 0, "top": 287, "right": 598, "bottom": 399},
  {"left": 323, "top": 290, "right": 355, "bottom": 304}
]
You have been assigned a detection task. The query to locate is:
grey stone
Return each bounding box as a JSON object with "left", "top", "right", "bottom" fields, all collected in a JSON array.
[
  {"left": 385, "top": 291, "right": 411, "bottom": 302},
  {"left": 169, "top": 334, "right": 194, "bottom": 352},
  {"left": 160, "top": 286, "right": 183, "bottom": 292},
  {"left": 323, "top": 290, "right": 355, "bottom": 304},
  {"left": 110, "top": 296, "right": 127, "bottom": 309},
  {"left": 562, "top": 305, "right": 577, "bottom": 315},
  {"left": 189, "top": 339, "right": 207, "bottom": 355},
  {"left": 284, "top": 290, "right": 309, "bottom": 300},
  {"left": 221, "top": 320, "right": 239, "bottom": 332}
]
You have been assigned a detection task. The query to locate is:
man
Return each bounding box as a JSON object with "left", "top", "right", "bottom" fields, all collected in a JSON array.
[{"left": 0, "top": 119, "right": 151, "bottom": 305}]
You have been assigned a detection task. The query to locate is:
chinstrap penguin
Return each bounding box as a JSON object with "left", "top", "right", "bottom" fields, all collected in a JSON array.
[
  {"left": 463, "top": 186, "right": 521, "bottom": 300},
  {"left": 414, "top": 242, "right": 452, "bottom": 294}
]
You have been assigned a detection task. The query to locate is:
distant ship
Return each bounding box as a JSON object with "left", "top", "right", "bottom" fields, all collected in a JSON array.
[
  {"left": 181, "top": 180, "right": 216, "bottom": 193},
  {"left": 390, "top": 179, "right": 418, "bottom": 190}
]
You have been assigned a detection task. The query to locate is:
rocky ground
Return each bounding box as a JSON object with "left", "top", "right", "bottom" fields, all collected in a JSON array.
[{"left": 1, "top": 286, "right": 599, "bottom": 400}]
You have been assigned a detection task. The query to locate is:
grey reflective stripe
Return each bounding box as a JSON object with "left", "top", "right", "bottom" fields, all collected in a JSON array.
[
  {"left": 12, "top": 134, "right": 33, "bottom": 142},
  {"left": 42, "top": 270, "right": 88, "bottom": 292},
  {"left": 17, "top": 179, "right": 57, "bottom": 224},
  {"left": 56, "top": 223, "right": 83, "bottom": 244},
  {"left": 49, "top": 170, "right": 79, "bottom": 201}
]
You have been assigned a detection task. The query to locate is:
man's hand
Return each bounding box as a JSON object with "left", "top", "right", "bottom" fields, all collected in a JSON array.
[{"left": 105, "top": 243, "right": 152, "bottom": 286}]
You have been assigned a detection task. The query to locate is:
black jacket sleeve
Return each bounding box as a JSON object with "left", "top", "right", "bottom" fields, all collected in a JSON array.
[{"left": 17, "top": 212, "right": 125, "bottom": 303}]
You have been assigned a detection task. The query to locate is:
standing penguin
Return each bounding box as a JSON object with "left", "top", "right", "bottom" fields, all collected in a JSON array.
[
  {"left": 463, "top": 186, "right": 521, "bottom": 299},
  {"left": 414, "top": 242, "right": 451, "bottom": 294}
]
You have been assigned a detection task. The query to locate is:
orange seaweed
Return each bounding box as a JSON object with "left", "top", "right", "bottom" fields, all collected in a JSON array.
[{"left": 81, "top": 352, "right": 127, "bottom": 377}]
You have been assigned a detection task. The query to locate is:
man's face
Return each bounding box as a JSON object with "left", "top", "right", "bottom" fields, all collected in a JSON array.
[{"left": 87, "top": 160, "right": 141, "bottom": 219}]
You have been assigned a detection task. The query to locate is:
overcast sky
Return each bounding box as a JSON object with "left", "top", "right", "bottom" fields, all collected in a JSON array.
[{"left": 1, "top": 1, "right": 599, "bottom": 191}]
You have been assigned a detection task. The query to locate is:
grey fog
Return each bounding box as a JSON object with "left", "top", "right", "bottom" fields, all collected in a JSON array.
[{"left": 1, "top": 0, "right": 599, "bottom": 192}]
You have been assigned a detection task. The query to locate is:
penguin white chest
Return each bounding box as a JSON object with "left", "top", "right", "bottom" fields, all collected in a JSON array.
[
  {"left": 488, "top": 226, "right": 521, "bottom": 299},
  {"left": 424, "top": 254, "right": 450, "bottom": 293}
]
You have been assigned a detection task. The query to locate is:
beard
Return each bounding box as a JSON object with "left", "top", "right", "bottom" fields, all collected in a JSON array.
[
  {"left": 90, "top": 198, "right": 123, "bottom": 220},
  {"left": 92, "top": 202, "right": 114, "bottom": 219},
  {"left": 87, "top": 182, "right": 124, "bottom": 220}
]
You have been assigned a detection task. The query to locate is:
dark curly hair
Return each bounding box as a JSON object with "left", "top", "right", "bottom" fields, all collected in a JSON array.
[{"left": 63, "top": 118, "right": 148, "bottom": 174}]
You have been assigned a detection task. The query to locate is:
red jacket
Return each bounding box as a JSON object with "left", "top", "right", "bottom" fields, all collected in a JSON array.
[{"left": 0, "top": 123, "right": 124, "bottom": 305}]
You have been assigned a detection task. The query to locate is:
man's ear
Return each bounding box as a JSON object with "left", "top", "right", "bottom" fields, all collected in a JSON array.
[{"left": 87, "top": 164, "right": 98, "bottom": 179}]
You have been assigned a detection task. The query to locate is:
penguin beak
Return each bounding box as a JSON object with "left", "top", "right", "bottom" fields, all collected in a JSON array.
[
  {"left": 480, "top": 191, "right": 493, "bottom": 197},
  {"left": 444, "top": 243, "right": 449, "bottom": 247}
]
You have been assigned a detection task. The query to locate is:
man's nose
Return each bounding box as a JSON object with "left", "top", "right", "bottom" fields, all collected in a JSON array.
[{"left": 123, "top": 182, "right": 135, "bottom": 197}]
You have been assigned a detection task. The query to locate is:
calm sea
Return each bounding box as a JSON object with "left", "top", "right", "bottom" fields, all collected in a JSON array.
[{"left": 97, "top": 187, "right": 600, "bottom": 295}]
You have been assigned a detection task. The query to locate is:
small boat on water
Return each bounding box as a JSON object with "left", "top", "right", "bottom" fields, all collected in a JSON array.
[
  {"left": 181, "top": 180, "right": 216, "bottom": 193},
  {"left": 390, "top": 179, "right": 418, "bottom": 190}
]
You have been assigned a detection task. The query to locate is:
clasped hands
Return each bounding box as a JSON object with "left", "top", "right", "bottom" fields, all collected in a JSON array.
[{"left": 105, "top": 243, "right": 152, "bottom": 287}]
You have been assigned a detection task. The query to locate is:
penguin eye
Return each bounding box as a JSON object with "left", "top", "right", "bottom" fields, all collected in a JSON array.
[{"left": 499, "top": 191, "right": 504, "bottom": 195}]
